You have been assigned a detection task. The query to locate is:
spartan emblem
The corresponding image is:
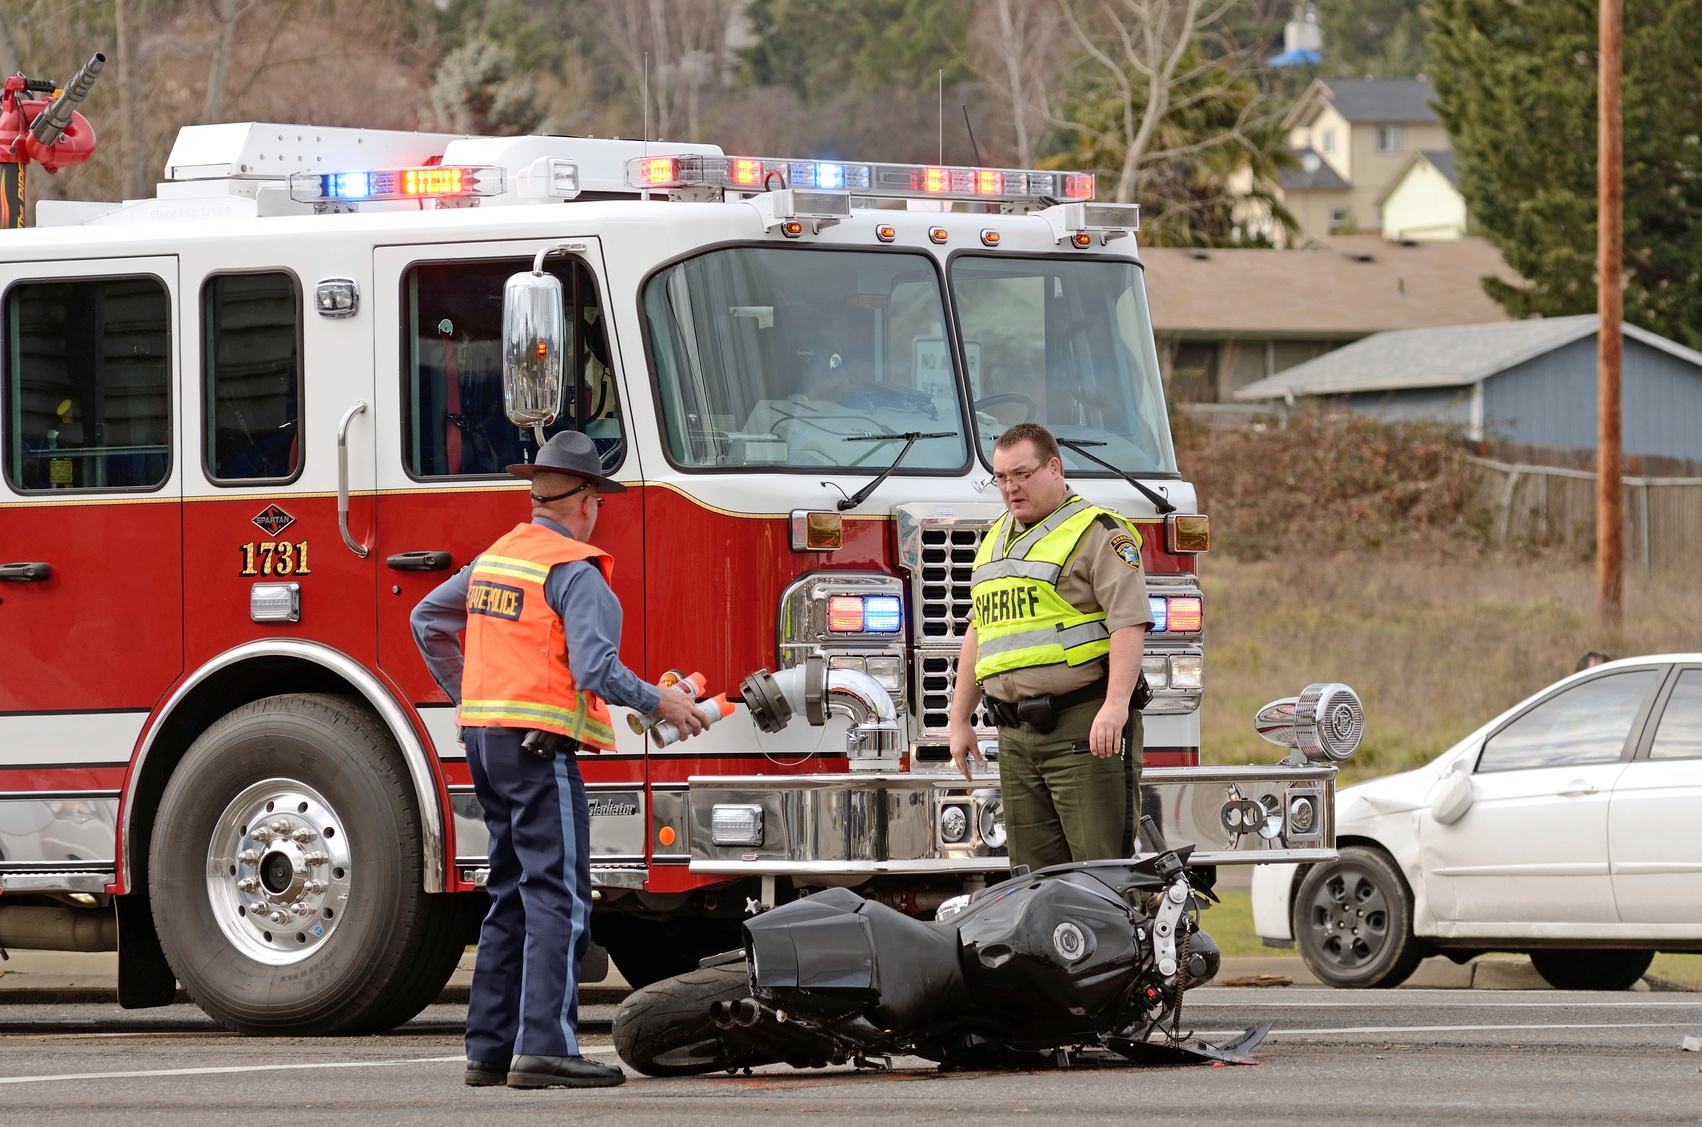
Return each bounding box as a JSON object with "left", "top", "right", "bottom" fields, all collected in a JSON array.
[{"left": 251, "top": 504, "right": 296, "bottom": 536}]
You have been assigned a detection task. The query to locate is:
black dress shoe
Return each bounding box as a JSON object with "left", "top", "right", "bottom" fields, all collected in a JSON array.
[
  {"left": 465, "top": 1059, "right": 508, "bottom": 1087},
  {"left": 507, "top": 1053, "right": 626, "bottom": 1089}
]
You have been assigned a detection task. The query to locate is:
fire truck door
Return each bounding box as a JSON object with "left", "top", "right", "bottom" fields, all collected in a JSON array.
[
  {"left": 0, "top": 257, "right": 182, "bottom": 864},
  {"left": 180, "top": 263, "right": 377, "bottom": 687},
  {"left": 369, "top": 240, "right": 647, "bottom": 823}
]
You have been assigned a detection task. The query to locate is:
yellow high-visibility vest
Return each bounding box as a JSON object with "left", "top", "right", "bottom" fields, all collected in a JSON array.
[{"left": 970, "top": 496, "right": 1141, "bottom": 682}]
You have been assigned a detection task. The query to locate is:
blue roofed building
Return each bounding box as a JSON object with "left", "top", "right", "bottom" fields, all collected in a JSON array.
[{"left": 1233, "top": 315, "right": 1702, "bottom": 462}]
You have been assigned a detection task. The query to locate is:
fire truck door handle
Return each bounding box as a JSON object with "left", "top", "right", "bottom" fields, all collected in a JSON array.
[
  {"left": 0, "top": 562, "right": 51, "bottom": 582},
  {"left": 337, "top": 400, "right": 370, "bottom": 559},
  {"left": 385, "top": 551, "right": 452, "bottom": 572}
]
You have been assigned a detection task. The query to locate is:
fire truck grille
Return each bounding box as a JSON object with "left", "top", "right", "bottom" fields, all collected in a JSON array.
[
  {"left": 917, "top": 652, "right": 991, "bottom": 734},
  {"left": 907, "top": 517, "right": 993, "bottom": 738},
  {"left": 915, "top": 524, "right": 982, "bottom": 639}
]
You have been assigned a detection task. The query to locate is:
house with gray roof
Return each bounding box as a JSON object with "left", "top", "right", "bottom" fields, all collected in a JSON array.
[
  {"left": 1379, "top": 149, "right": 1469, "bottom": 241},
  {"left": 1267, "top": 77, "right": 1451, "bottom": 242},
  {"left": 1233, "top": 315, "right": 1702, "bottom": 461}
]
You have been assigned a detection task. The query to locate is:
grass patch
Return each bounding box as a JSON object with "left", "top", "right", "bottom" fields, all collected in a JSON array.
[
  {"left": 1196, "top": 553, "right": 1702, "bottom": 780},
  {"left": 1198, "top": 891, "right": 1269, "bottom": 959},
  {"left": 1650, "top": 954, "right": 1702, "bottom": 989}
]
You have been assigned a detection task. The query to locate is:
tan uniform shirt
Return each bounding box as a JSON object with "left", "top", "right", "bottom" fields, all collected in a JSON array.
[{"left": 977, "top": 495, "right": 1154, "bottom": 701}]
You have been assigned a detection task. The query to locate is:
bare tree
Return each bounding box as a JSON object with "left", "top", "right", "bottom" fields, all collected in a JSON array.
[
  {"left": 970, "top": 0, "right": 1065, "bottom": 167},
  {"left": 599, "top": 0, "right": 733, "bottom": 141},
  {"left": 0, "top": 3, "right": 61, "bottom": 208},
  {"left": 116, "top": 0, "right": 147, "bottom": 200},
  {"left": 1057, "top": 0, "right": 1257, "bottom": 204}
]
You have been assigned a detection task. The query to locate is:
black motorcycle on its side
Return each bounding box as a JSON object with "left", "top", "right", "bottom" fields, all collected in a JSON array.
[{"left": 613, "top": 817, "right": 1268, "bottom": 1075}]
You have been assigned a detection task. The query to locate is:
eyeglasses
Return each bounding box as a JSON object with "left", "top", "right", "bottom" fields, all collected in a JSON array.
[
  {"left": 990, "top": 463, "right": 1048, "bottom": 488},
  {"left": 530, "top": 481, "right": 603, "bottom": 507}
]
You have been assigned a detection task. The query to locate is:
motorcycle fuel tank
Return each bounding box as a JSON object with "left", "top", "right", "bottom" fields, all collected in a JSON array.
[{"left": 954, "top": 876, "right": 1142, "bottom": 1037}]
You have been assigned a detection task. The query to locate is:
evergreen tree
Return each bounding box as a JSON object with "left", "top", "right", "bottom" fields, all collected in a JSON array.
[
  {"left": 1428, "top": 0, "right": 1702, "bottom": 348},
  {"left": 1319, "top": 0, "right": 1429, "bottom": 78}
]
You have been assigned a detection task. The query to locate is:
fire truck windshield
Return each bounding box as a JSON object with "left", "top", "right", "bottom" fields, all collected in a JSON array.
[
  {"left": 951, "top": 255, "right": 1177, "bottom": 476},
  {"left": 643, "top": 247, "right": 970, "bottom": 471}
]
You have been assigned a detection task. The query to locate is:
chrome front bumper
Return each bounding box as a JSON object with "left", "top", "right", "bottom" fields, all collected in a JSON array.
[{"left": 685, "top": 765, "right": 1339, "bottom": 876}]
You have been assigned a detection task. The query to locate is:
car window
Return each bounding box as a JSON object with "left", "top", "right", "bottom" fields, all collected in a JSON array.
[
  {"left": 1649, "top": 669, "right": 1702, "bottom": 760},
  {"left": 1477, "top": 670, "right": 1658, "bottom": 772}
]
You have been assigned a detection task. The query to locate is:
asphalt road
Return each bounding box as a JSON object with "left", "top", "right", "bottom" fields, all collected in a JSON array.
[{"left": 4, "top": 991, "right": 1701, "bottom": 1126}]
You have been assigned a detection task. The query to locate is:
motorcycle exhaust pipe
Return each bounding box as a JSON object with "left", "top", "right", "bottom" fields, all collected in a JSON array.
[
  {"left": 709, "top": 1000, "right": 734, "bottom": 1028},
  {"left": 732, "top": 997, "right": 763, "bottom": 1027}
]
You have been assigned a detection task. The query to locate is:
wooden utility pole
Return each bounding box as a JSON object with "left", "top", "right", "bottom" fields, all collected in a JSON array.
[{"left": 1597, "top": 0, "right": 1624, "bottom": 629}]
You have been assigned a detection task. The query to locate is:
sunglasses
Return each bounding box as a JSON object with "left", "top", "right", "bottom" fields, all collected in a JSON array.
[{"left": 530, "top": 481, "right": 604, "bottom": 507}]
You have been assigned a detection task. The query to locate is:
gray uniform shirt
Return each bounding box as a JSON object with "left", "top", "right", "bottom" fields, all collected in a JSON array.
[{"left": 409, "top": 516, "right": 661, "bottom": 715}]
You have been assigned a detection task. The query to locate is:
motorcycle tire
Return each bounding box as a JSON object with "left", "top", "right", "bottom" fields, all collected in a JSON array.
[
  {"left": 613, "top": 962, "right": 775, "bottom": 1077},
  {"left": 1529, "top": 949, "right": 1653, "bottom": 991}
]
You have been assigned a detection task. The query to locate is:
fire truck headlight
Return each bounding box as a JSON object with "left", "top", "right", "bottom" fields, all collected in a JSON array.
[
  {"left": 940, "top": 804, "right": 968, "bottom": 844},
  {"left": 1169, "top": 656, "right": 1203, "bottom": 691},
  {"left": 865, "top": 655, "right": 903, "bottom": 692}
]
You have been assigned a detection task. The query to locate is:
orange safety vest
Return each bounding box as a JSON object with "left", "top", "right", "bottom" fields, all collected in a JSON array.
[{"left": 457, "top": 522, "right": 619, "bottom": 749}]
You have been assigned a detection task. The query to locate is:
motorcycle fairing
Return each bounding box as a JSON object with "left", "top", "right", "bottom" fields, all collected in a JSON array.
[{"left": 744, "top": 886, "right": 968, "bottom": 1027}]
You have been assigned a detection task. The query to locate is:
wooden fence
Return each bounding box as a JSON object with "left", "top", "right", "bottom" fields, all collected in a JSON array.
[{"left": 1469, "top": 456, "right": 1702, "bottom": 571}]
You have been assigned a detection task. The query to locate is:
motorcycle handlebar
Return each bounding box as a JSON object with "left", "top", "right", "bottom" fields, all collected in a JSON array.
[
  {"left": 30, "top": 51, "right": 105, "bottom": 146},
  {"left": 1139, "top": 814, "right": 1169, "bottom": 856}
]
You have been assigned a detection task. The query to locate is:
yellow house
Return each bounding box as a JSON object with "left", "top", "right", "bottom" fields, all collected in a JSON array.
[
  {"left": 1279, "top": 77, "right": 1452, "bottom": 241},
  {"left": 1378, "top": 150, "right": 1469, "bottom": 241}
]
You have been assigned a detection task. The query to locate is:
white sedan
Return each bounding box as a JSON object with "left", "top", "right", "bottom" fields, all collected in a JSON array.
[{"left": 1251, "top": 654, "right": 1702, "bottom": 989}]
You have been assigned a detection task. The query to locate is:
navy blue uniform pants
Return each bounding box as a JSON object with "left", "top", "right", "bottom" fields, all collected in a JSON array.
[{"left": 463, "top": 726, "right": 593, "bottom": 1064}]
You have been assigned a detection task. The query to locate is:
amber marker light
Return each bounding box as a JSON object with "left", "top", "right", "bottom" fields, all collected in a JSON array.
[
  {"left": 929, "top": 227, "right": 949, "bottom": 244},
  {"left": 876, "top": 224, "right": 897, "bottom": 243},
  {"left": 1071, "top": 232, "right": 1093, "bottom": 248},
  {"left": 782, "top": 220, "right": 804, "bottom": 238},
  {"left": 658, "top": 826, "right": 677, "bottom": 847},
  {"left": 980, "top": 229, "right": 1001, "bottom": 246}
]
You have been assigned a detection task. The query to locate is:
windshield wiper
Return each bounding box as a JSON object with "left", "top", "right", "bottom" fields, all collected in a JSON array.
[
  {"left": 835, "top": 431, "right": 955, "bottom": 511},
  {"left": 1056, "top": 438, "right": 1176, "bottom": 516}
]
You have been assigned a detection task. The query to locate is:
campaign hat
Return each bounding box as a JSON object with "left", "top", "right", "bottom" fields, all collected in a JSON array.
[{"left": 505, "top": 431, "right": 628, "bottom": 493}]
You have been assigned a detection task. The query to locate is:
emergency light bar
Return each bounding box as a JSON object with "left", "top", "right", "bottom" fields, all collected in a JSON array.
[
  {"left": 287, "top": 165, "right": 504, "bottom": 204},
  {"left": 626, "top": 154, "right": 1094, "bottom": 204}
]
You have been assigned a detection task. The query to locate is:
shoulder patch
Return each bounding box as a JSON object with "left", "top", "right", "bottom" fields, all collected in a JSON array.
[{"left": 1108, "top": 532, "right": 1142, "bottom": 569}]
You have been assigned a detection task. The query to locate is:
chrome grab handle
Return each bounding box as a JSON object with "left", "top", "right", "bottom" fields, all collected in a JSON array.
[{"left": 337, "top": 401, "right": 369, "bottom": 559}]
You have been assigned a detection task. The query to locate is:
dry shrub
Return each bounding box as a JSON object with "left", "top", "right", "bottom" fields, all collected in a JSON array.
[{"left": 1176, "top": 409, "right": 1493, "bottom": 561}]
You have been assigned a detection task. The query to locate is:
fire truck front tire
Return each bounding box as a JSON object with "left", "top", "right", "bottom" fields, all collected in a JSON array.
[{"left": 149, "top": 693, "right": 466, "bottom": 1035}]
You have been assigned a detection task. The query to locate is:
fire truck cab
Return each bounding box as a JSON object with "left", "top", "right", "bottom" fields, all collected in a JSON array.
[{"left": 0, "top": 123, "right": 1352, "bottom": 1034}]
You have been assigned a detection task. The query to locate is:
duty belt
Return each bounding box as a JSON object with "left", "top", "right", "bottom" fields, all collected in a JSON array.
[
  {"left": 982, "top": 672, "right": 1153, "bottom": 735},
  {"left": 982, "top": 678, "right": 1110, "bottom": 735}
]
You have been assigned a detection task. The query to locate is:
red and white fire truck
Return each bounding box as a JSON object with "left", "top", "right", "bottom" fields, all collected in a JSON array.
[{"left": 0, "top": 121, "right": 1358, "bottom": 1034}]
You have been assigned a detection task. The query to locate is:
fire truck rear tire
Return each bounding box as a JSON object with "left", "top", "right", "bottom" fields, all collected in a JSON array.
[{"left": 148, "top": 693, "right": 465, "bottom": 1035}]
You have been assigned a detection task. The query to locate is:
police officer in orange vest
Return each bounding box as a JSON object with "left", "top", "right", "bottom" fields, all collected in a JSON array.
[{"left": 411, "top": 430, "right": 705, "bottom": 1089}]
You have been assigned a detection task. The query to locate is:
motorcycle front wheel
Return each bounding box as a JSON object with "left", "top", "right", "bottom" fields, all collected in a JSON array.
[{"left": 613, "top": 962, "right": 775, "bottom": 1076}]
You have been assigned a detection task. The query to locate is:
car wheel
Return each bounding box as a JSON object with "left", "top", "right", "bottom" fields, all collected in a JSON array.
[
  {"left": 149, "top": 693, "right": 468, "bottom": 1034},
  {"left": 1529, "top": 949, "right": 1653, "bottom": 991},
  {"left": 1294, "top": 846, "right": 1424, "bottom": 989}
]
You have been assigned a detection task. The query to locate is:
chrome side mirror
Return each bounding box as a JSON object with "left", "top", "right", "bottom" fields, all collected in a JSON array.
[
  {"left": 1254, "top": 682, "right": 1364, "bottom": 763},
  {"left": 502, "top": 250, "right": 570, "bottom": 442}
]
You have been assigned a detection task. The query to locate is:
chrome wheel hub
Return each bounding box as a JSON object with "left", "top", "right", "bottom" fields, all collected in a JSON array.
[{"left": 206, "top": 779, "right": 352, "bottom": 965}]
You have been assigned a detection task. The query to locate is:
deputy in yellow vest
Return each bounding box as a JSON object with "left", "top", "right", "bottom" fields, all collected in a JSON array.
[
  {"left": 948, "top": 423, "right": 1154, "bottom": 872},
  {"left": 411, "top": 430, "right": 705, "bottom": 1090}
]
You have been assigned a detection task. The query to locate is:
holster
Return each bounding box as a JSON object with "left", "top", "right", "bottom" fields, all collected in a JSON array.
[{"left": 521, "top": 729, "right": 580, "bottom": 760}]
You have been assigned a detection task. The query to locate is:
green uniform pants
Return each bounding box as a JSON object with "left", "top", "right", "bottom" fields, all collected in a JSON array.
[{"left": 996, "top": 695, "right": 1143, "bottom": 873}]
